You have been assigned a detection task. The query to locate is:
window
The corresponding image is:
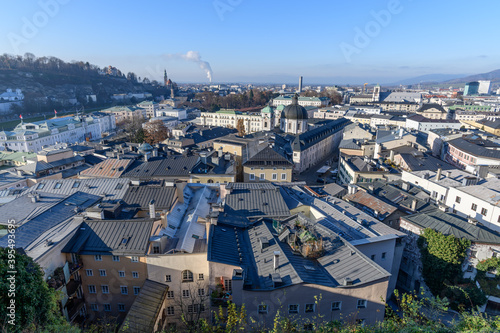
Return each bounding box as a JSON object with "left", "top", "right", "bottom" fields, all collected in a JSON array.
[
  {"left": 99, "top": 269, "right": 106, "bottom": 277},
  {"left": 281, "top": 173, "right": 287, "bottom": 180},
  {"left": 167, "top": 291, "right": 174, "bottom": 298},
  {"left": 118, "top": 304, "right": 126, "bottom": 312},
  {"left": 272, "top": 173, "right": 277, "bottom": 180},
  {"left": 224, "top": 279, "right": 232, "bottom": 292},
  {"left": 198, "top": 273, "right": 204, "bottom": 280},
  {"left": 494, "top": 252, "right": 498, "bottom": 258},
  {"left": 132, "top": 271, "right": 139, "bottom": 278},
  {"left": 331, "top": 301, "right": 342, "bottom": 311},
  {"left": 182, "top": 270, "right": 194, "bottom": 282},
  {"left": 119, "top": 271, "right": 125, "bottom": 277},
  {"left": 91, "top": 304, "right": 98, "bottom": 311},
  {"left": 153, "top": 244, "right": 160, "bottom": 254},
  {"left": 134, "top": 286, "right": 140, "bottom": 295},
  {"left": 382, "top": 252, "right": 387, "bottom": 260},
  {"left": 305, "top": 303, "right": 315, "bottom": 313},
  {"left": 357, "top": 300, "right": 367, "bottom": 309},
  {"left": 88, "top": 285, "right": 96, "bottom": 294},
  {"left": 104, "top": 304, "right": 111, "bottom": 312},
  {"left": 86, "top": 269, "right": 93, "bottom": 277},
  {"left": 471, "top": 203, "right": 477, "bottom": 211},
  {"left": 115, "top": 183, "right": 124, "bottom": 190},
  {"left": 36, "top": 183, "right": 45, "bottom": 190},
  {"left": 288, "top": 304, "right": 299, "bottom": 314},
  {"left": 258, "top": 304, "right": 268, "bottom": 314},
  {"left": 72, "top": 182, "right": 80, "bottom": 188},
  {"left": 54, "top": 183, "right": 62, "bottom": 189},
  {"left": 249, "top": 173, "right": 255, "bottom": 180},
  {"left": 120, "top": 286, "right": 128, "bottom": 295},
  {"left": 260, "top": 167, "right": 264, "bottom": 170},
  {"left": 471, "top": 251, "right": 477, "bottom": 258},
  {"left": 94, "top": 255, "right": 102, "bottom": 261},
  {"left": 182, "top": 289, "right": 190, "bottom": 298},
  {"left": 165, "top": 275, "right": 171, "bottom": 282},
  {"left": 370, "top": 254, "right": 375, "bottom": 261},
  {"left": 112, "top": 255, "right": 120, "bottom": 262},
  {"left": 101, "top": 285, "right": 109, "bottom": 294},
  {"left": 481, "top": 208, "right": 488, "bottom": 216},
  {"left": 455, "top": 196, "right": 461, "bottom": 203},
  {"left": 131, "top": 256, "right": 139, "bottom": 262},
  {"left": 198, "top": 288, "right": 205, "bottom": 297},
  {"left": 167, "top": 306, "right": 175, "bottom": 315},
  {"left": 466, "top": 265, "right": 474, "bottom": 272},
  {"left": 260, "top": 173, "right": 265, "bottom": 180}
]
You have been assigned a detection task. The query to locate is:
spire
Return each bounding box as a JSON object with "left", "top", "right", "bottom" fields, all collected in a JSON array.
[{"left": 292, "top": 93, "right": 299, "bottom": 105}]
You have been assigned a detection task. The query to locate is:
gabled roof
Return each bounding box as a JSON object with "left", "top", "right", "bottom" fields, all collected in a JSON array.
[
  {"left": 218, "top": 184, "right": 290, "bottom": 227},
  {"left": 243, "top": 146, "right": 293, "bottom": 167},
  {"left": 120, "top": 279, "right": 168, "bottom": 333},
  {"left": 122, "top": 185, "right": 177, "bottom": 211},
  {"left": 62, "top": 219, "right": 155, "bottom": 255},
  {"left": 79, "top": 158, "right": 133, "bottom": 178},
  {"left": 417, "top": 103, "right": 446, "bottom": 113},
  {"left": 0, "top": 191, "right": 101, "bottom": 250},
  {"left": 402, "top": 209, "right": 500, "bottom": 245}
]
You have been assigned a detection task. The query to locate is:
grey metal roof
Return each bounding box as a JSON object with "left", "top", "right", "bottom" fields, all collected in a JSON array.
[
  {"left": 243, "top": 146, "right": 293, "bottom": 167},
  {"left": 402, "top": 209, "right": 500, "bottom": 245},
  {"left": 339, "top": 139, "right": 361, "bottom": 150},
  {"left": 121, "top": 156, "right": 200, "bottom": 179},
  {"left": 122, "top": 185, "right": 177, "bottom": 211},
  {"left": 62, "top": 219, "right": 154, "bottom": 255},
  {"left": 0, "top": 191, "right": 66, "bottom": 226},
  {"left": 290, "top": 118, "right": 349, "bottom": 152},
  {"left": 219, "top": 185, "right": 290, "bottom": 227},
  {"left": 397, "top": 153, "right": 455, "bottom": 172},
  {"left": 120, "top": 279, "right": 168, "bottom": 333},
  {"left": 448, "top": 137, "right": 500, "bottom": 160},
  {"left": 23, "top": 178, "right": 130, "bottom": 203},
  {"left": 0, "top": 191, "right": 101, "bottom": 250}
]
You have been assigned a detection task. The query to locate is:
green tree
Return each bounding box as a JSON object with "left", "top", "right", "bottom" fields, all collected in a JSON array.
[
  {"left": 418, "top": 228, "right": 470, "bottom": 295},
  {"left": 0, "top": 248, "right": 78, "bottom": 332}
]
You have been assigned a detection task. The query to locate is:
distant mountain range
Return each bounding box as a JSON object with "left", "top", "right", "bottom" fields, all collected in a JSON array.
[{"left": 389, "top": 69, "right": 500, "bottom": 87}]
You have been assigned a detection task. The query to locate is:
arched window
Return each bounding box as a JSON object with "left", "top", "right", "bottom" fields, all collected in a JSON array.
[
  {"left": 207, "top": 179, "right": 214, "bottom": 183},
  {"left": 182, "top": 270, "right": 193, "bottom": 282}
]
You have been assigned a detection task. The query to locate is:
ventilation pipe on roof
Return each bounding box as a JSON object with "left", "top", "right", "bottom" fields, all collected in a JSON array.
[
  {"left": 149, "top": 199, "right": 155, "bottom": 219},
  {"left": 274, "top": 251, "right": 280, "bottom": 271}
]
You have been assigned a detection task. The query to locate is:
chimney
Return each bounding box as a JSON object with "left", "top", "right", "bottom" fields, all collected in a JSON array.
[
  {"left": 399, "top": 127, "right": 404, "bottom": 137},
  {"left": 273, "top": 251, "right": 280, "bottom": 271},
  {"left": 438, "top": 204, "right": 448, "bottom": 212},
  {"left": 29, "top": 193, "right": 37, "bottom": 203},
  {"left": 144, "top": 152, "right": 150, "bottom": 162},
  {"left": 348, "top": 184, "right": 357, "bottom": 195},
  {"left": 160, "top": 212, "right": 167, "bottom": 228},
  {"left": 411, "top": 198, "right": 418, "bottom": 212},
  {"left": 436, "top": 167, "right": 442, "bottom": 180},
  {"left": 218, "top": 148, "right": 223, "bottom": 158},
  {"left": 446, "top": 171, "right": 452, "bottom": 178},
  {"left": 200, "top": 152, "right": 208, "bottom": 164},
  {"left": 149, "top": 200, "right": 155, "bottom": 219},
  {"left": 389, "top": 150, "right": 395, "bottom": 162},
  {"left": 152, "top": 149, "right": 158, "bottom": 157},
  {"left": 343, "top": 277, "right": 353, "bottom": 286},
  {"left": 21, "top": 155, "right": 26, "bottom": 163},
  {"left": 468, "top": 216, "right": 478, "bottom": 225}
]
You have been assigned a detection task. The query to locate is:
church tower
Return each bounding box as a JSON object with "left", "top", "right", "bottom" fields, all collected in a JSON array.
[{"left": 164, "top": 69, "right": 168, "bottom": 86}]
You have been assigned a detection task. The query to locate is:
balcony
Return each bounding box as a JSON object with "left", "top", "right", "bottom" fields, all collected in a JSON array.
[
  {"left": 47, "top": 267, "right": 65, "bottom": 291},
  {"left": 66, "top": 297, "right": 85, "bottom": 322},
  {"left": 66, "top": 279, "right": 81, "bottom": 298},
  {"left": 69, "top": 259, "right": 83, "bottom": 274}
]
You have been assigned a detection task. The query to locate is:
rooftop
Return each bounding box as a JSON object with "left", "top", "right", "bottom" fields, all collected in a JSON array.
[
  {"left": 402, "top": 208, "right": 500, "bottom": 245},
  {"left": 62, "top": 219, "right": 155, "bottom": 256}
]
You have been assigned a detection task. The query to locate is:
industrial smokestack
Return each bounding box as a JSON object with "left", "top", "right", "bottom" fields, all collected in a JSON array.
[{"left": 298, "top": 76, "right": 303, "bottom": 93}]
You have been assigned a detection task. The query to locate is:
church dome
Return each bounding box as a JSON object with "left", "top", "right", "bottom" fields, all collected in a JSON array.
[{"left": 281, "top": 94, "right": 308, "bottom": 120}]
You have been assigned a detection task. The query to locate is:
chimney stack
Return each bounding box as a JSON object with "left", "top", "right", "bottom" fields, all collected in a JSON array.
[
  {"left": 149, "top": 200, "right": 155, "bottom": 219},
  {"left": 144, "top": 152, "right": 150, "bottom": 162},
  {"left": 273, "top": 251, "right": 280, "bottom": 271},
  {"left": 436, "top": 167, "right": 442, "bottom": 180},
  {"left": 411, "top": 198, "right": 418, "bottom": 212}
]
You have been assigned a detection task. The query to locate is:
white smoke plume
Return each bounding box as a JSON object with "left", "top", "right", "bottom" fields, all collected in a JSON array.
[{"left": 164, "top": 51, "right": 213, "bottom": 82}]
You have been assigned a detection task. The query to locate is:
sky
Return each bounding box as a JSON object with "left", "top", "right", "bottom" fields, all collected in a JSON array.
[{"left": 1, "top": 0, "right": 499, "bottom": 85}]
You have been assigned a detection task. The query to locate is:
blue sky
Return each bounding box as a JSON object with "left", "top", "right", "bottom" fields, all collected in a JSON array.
[{"left": 1, "top": 0, "right": 499, "bottom": 84}]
